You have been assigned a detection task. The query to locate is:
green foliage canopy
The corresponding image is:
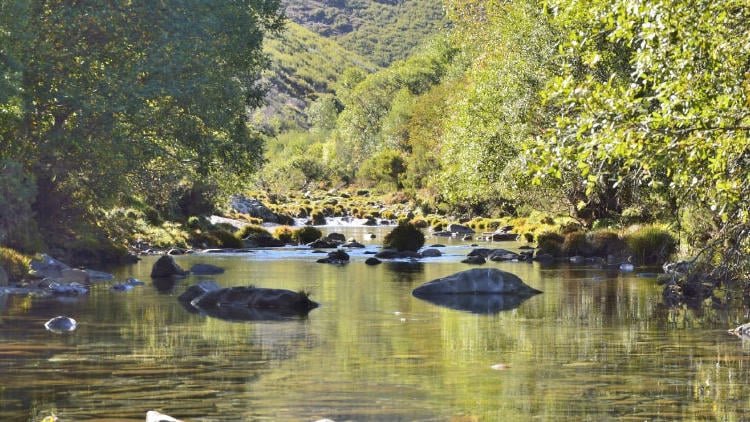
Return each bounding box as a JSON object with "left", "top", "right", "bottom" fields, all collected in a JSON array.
[
  {"left": 439, "top": 0, "right": 556, "bottom": 207},
  {"left": 0, "top": 1, "right": 283, "bottom": 239},
  {"left": 534, "top": 0, "right": 750, "bottom": 227}
]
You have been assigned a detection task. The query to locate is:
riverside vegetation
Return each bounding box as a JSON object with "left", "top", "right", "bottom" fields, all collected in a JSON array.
[{"left": 0, "top": 1, "right": 748, "bottom": 311}]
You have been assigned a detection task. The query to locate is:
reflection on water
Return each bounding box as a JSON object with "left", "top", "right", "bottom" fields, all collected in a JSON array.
[
  {"left": 1, "top": 228, "right": 750, "bottom": 421},
  {"left": 412, "top": 292, "right": 540, "bottom": 314}
]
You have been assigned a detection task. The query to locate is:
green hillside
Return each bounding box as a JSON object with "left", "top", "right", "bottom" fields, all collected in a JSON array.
[
  {"left": 258, "top": 1, "right": 445, "bottom": 132},
  {"left": 257, "top": 21, "right": 378, "bottom": 132},
  {"left": 282, "top": 0, "right": 446, "bottom": 66}
]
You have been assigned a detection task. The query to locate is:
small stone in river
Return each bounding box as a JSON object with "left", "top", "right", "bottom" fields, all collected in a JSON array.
[{"left": 44, "top": 316, "right": 78, "bottom": 333}]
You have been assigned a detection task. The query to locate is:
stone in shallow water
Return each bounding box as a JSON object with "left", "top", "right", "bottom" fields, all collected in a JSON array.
[
  {"left": 412, "top": 268, "right": 542, "bottom": 314},
  {"left": 44, "top": 316, "right": 77, "bottom": 333},
  {"left": 146, "top": 410, "right": 183, "bottom": 422}
]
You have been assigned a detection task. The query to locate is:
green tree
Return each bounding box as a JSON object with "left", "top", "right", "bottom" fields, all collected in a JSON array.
[
  {"left": 357, "top": 149, "right": 406, "bottom": 191},
  {"left": 438, "top": 0, "right": 556, "bottom": 210},
  {"left": 534, "top": 0, "right": 749, "bottom": 284},
  {"left": 0, "top": 1, "right": 283, "bottom": 250}
]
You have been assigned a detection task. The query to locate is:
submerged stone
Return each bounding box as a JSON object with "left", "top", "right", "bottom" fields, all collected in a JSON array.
[{"left": 412, "top": 268, "right": 542, "bottom": 314}]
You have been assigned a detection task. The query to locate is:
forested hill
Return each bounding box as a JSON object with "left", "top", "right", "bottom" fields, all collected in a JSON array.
[
  {"left": 281, "top": 0, "right": 446, "bottom": 66},
  {"left": 258, "top": 0, "right": 445, "bottom": 131},
  {"left": 259, "top": 22, "right": 378, "bottom": 132}
]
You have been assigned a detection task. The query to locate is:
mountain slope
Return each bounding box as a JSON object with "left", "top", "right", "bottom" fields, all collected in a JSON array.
[
  {"left": 282, "top": 0, "right": 446, "bottom": 66},
  {"left": 257, "top": 21, "right": 378, "bottom": 131},
  {"left": 257, "top": 1, "right": 445, "bottom": 132}
]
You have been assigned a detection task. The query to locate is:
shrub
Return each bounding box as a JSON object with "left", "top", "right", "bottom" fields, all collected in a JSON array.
[
  {"left": 139, "top": 206, "right": 163, "bottom": 225},
  {"left": 624, "top": 225, "right": 677, "bottom": 265},
  {"left": 587, "top": 230, "right": 626, "bottom": 257},
  {"left": 383, "top": 222, "right": 425, "bottom": 252},
  {"left": 0, "top": 247, "right": 31, "bottom": 282},
  {"left": 212, "top": 229, "right": 244, "bottom": 249},
  {"left": 311, "top": 210, "right": 326, "bottom": 225},
  {"left": 410, "top": 217, "right": 429, "bottom": 229},
  {"left": 562, "top": 231, "right": 592, "bottom": 256},
  {"left": 536, "top": 231, "right": 565, "bottom": 257},
  {"left": 236, "top": 225, "right": 271, "bottom": 241},
  {"left": 274, "top": 226, "right": 295, "bottom": 244},
  {"left": 186, "top": 216, "right": 202, "bottom": 230},
  {"left": 559, "top": 221, "right": 582, "bottom": 234},
  {"left": 294, "top": 226, "right": 323, "bottom": 244}
]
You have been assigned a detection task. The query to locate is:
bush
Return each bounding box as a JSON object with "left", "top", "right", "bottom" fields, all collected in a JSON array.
[
  {"left": 186, "top": 216, "right": 203, "bottom": 230},
  {"left": 0, "top": 247, "right": 31, "bottom": 282},
  {"left": 562, "top": 231, "right": 591, "bottom": 256},
  {"left": 587, "top": 230, "right": 626, "bottom": 257},
  {"left": 294, "top": 226, "right": 323, "bottom": 244},
  {"left": 274, "top": 226, "right": 295, "bottom": 244},
  {"left": 311, "top": 210, "right": 326, "bottom": 225},
  {"left": 624, "top": 225, "right": 677, "bottom": 265},
  {"left": 383, "top": 222, "right": 425, "bottom": 252},
  {"left": 236, "top": 225, "right": 271, "bottom": 241},
  {"left": 212, "top": 229, "right": 245, "bottom": 249},
  {"left": 410, "top": 217, "right": 429, "bottom": 229},
  {"left": 536, "top": 231, "right": 565, "bottom": 257}
]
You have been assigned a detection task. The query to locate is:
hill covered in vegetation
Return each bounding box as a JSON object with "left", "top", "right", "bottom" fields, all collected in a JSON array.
[
  {"left": 282, "top": 0, "right": 447, "bottom": 66},
  {"left": 257, "top": 1, "right": 446, "bottom": 132}
]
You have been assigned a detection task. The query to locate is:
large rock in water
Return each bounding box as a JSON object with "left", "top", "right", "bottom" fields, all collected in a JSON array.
[
  {"left": 178, "top": 281, "right": 319, "bottom": 321},
  {"left": 412, "top": 268, "right": 542, "bottom": 313},
  {"left": 413, "top": 268, "right": 542, "bottom": 296},
  {"left": 150, "top": 255, "right": 186, "bottom": 278}
]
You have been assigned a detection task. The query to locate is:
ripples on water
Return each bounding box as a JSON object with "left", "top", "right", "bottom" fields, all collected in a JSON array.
[{"left": 2, "top": 227, "right": 750, "bottom": 421}]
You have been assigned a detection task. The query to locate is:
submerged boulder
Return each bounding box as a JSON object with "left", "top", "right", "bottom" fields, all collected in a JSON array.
[
  {"left": 179, "top": 281, "right": 319, "bottom": 321},
  {"left": 412, "top": 268, "right": 542, "bottom": 313},
  {"left": 189, "top": 263, "right": 225, "bottom": 275},
  {"left": 413, "top": 268, "right": 542, "bottom": 296},
  {"left": 316, "top": 249, "right": 350, "bottom": 264}
]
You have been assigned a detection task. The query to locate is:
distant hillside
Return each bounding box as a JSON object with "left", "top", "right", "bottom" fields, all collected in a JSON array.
[
  {"left": 282, "top": 0, "right": 446, "bottom": 66},
  {"left": 256, "top": 21, "right": 378, "bottom": 131},
  {"left": 256, "top": 1, "right": 445, "bottom": 132}
]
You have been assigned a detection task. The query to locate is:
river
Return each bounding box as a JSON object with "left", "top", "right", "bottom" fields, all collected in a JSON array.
[{"left": 1, "top": 226, "right": 749, "bottom": 421}]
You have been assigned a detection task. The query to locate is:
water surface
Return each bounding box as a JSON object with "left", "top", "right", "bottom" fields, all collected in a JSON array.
[{"left": 1, "top": 228, "right": 749, "bottom": 421}]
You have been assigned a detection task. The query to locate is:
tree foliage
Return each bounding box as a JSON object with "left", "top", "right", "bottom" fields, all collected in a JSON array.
[
  {"left": 0, "top": 1, "right": 283, "bottom": 250},
  {"left": 439, "top": 0, "right": 556, "bottom": 208},
  {"left": 532, "top": 0, "right": 749, "bottom": 285}
]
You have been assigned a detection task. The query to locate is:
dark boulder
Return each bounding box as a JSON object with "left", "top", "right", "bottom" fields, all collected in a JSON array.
[
  {"left": 189, "top": 263, "right": 225, "bottom": 275},
  {"left": 412, "top": 268, "right": 542, "bottom": 314},
  {"left": 307, "top": 239, "right": 341, "bottom": 249},
  {"left": 179, "top": 281, "right": 319, "bottom": 321},
  {"left": 365, "top": 257, "right": 382, "bottom": 266},
  {"left": 151, "top": 255, "right": 187, "bottom": 278},
  {"left": 461, "top": 255, "right": 486, "bottom": 265},
  {"left": 316, "top": 249, "right": 350, "bottom": 264},
  {"left": 375, "top": 249, "right": 421, "bottom": 259},
  {"left": 419, "top": 248, "right": 442, "bottom": 258},
  {"left": 413, "top": 268, "right": 542, "bottom": 296}
]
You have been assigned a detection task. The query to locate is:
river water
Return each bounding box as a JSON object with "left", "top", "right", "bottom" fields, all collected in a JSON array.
[{"left": 2, "top": 226, "right": 750, "bottom": 421}]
